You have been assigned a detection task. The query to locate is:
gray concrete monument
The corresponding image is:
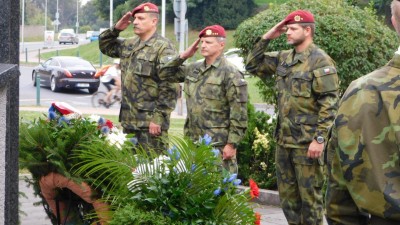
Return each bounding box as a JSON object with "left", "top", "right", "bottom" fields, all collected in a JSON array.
[{"left": 0, "top": 0, "right": 20, "bottom": 224}]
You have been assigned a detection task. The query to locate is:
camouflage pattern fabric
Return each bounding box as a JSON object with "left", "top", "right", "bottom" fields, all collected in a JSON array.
[
  {"left": 276, "top": 145, "right": 324, "bottom": 225},
  {"left": 124, "top": 128, "right": 168, "bottom": 154},
  {"left": 325, "top": 54, "right": 400, "bottom": 224},
  {"left": 246, "top": 38, "right": 339, "bottom": 225},
  {"left": 160, "top": 56, "right": 248, "bottom": 172},
  {"left": 99, "top": 27, "right": 178, "bottom": 149},
  {"left": 246, "top": 39, "right": 339, "bottom": 148}
]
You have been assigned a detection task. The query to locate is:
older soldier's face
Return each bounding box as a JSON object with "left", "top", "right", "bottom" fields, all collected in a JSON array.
[
  {"left": 133, "top": 13, "right": 157, "bottom": 36},
  {"left": 200, "top": 37, "right": 224, "bottom": 58},
  {"left": 285, "top": 24, "right": 307, "bottom": 46}
]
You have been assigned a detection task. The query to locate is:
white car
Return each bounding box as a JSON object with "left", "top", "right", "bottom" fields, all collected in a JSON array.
[{"left": 224, "top": 48, "right": 247, "bottom": 74}]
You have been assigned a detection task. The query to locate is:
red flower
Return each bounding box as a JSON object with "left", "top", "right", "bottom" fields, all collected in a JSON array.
[
  {"left": 254, "top": 212, "right": 261, "bottom": 225},
  {"left": 249, "top": 179, "right": 259, "bottom": 199},
  {"left": 105, "top": 119, "right": 113, "bottom": 129}
]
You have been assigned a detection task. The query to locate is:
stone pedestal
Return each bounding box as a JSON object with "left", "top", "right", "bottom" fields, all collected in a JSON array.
[{"left": 0, "top": 0, "right": 20, "bottom": 224}]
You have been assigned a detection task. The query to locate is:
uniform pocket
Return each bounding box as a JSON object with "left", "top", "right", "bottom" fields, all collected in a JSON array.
[
  {"left": 233, "top": 78, "right": 248, "bottom": 103},
  {"left": 291, "top": 71, "right": 312, "bottom": 97}
]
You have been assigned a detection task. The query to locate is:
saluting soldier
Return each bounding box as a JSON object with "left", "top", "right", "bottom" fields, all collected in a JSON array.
[
  {"left": 160, "top": 25, "right": 248, "bottom": 174},
  {"left": 325, "top": 0, "right": 400, "bottom": 224},
  {"left": 245, "top": 10, "right": 339, "bottom": 225},
  {"left": 99, "top": 2, "right": 178, "bottom": 152}
]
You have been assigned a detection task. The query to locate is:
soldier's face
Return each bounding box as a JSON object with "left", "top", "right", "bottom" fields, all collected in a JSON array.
[
  {"left": 286, "top": 24, "right": 308, "bottom": 46},
  {"left": 133, "top": 13, "right": 157, "bottom": 36},
  {"left": 200, "top": 37, "right": 224, "bottom": 58}
]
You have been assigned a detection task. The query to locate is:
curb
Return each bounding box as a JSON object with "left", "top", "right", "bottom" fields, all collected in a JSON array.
[{"left": 238, "top": 186, "right": 280, "bottom": 207}]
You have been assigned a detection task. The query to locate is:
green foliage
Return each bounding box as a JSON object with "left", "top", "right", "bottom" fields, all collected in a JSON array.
[
  {"left": 238, "top": 103, "right": 277, "bottom": 189},
  {"left": 110, "top": 203, "right": 175, "bottom": 225},
  {"left": 75, "top": 135, "right": 257, "bottom": 224},
  {"left": 187, "top": 0, "right": 256, "bottom": 29},
  {"left": 235, "top": 0, "right": 398, "bottom": 101},
  {"left": 19, "top": 115, "right": 105, "bottom": 180}
]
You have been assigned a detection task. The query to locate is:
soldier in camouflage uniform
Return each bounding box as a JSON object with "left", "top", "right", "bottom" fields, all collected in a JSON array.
[
  {"left": 246, "top": 10, "right": 339, "bottom": 225},
  {"left": 99, "top": 3, "right": 178, "bottom": 152},
  {"left": 160, "top": 25, "right": 248, "bottom": 173},
  {"left": 325, "top": 1, "right": 400, "bottom": 224}
]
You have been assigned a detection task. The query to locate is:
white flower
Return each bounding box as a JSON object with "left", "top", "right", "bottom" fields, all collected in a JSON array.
[
  {"left": 87, "top": 114, "right": 101, "bottom": 123},
  {"left": 106, "top": 127, "right": 127, "bottom": 149}
]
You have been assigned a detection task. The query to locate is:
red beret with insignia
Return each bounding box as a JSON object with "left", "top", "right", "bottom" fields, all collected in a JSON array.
[
  {"left": 285, "top": 10, "right": 314, "bottom": 24},
  {"left": 199, "top": 25, "right": 226, "bottom": 38},
  {"left": 132, "top": 2, "right": 159, "bottom": 16}
]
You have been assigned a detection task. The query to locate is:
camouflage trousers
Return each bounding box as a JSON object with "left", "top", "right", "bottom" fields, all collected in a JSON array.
[
  {"left": 276, "top": 145, "right": 325, "bottom": 225},
  {"left": 124, "top": 128, "right": 168, "bottom": 154}
]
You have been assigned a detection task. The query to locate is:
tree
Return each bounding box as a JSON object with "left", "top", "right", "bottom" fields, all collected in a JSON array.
[
  {"left": 234, "top": 0, "right": 398, "bottom": 104},
  {"left": 187, "top": 0, "right": 256, "bottom": 30}
]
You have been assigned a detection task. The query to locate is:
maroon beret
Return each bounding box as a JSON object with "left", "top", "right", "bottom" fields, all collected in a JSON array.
[
  {"left": 132, "top": 2, "right": 159, "bottom": 16},
  {"left": 285, "top": 10, "right": 314, "bottom": 24},
  {"left": 199, "top": 25, "right": 226, "bottom": 38}
]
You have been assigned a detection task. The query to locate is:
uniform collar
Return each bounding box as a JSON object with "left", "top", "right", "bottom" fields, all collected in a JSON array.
[{"left": 202, "top": 55, "right": 223, "bottom": 70}]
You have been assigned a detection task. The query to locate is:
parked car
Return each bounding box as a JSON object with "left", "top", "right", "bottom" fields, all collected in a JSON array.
[
  {"left": 195, "top": 48, "right": 247, "bottom": 74},
  {"left": 224, "top": 48, "right": 247, "bottom": 74},
  {"left": 90, "top": 31, "right": 100, "bottom": 42},
  {"left": 32, "top": 56, "right": 100, "bottom": 93},
  {"left": 86, "top": 30, "right": 94, "bottom": 39},
  {"left": 58, "top": 32, "right": 79, "bottom": 44}
]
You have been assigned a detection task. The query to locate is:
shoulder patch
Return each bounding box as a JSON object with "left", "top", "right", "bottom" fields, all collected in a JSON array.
[{"left": 313, "top": 66, "right": 337, "bottom": 77}]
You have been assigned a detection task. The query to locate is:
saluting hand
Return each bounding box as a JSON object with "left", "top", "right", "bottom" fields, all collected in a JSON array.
[
  {"left": 115, "top": 11, "right": 133, "bottom": 31},
  {"left": 180, "top": 39, "right": 200, "bottom": 60},
  {"left": 262, "top": 19, "right": 287, "bottom": 40}
]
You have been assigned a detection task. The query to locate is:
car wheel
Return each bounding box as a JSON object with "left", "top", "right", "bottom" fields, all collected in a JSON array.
[
  {"left": 88, "top": 88, "right": 98, "bottom": 94},
  {"left": 50, "top": 76, "right": 60, "bottom": 92},
  {"left": 32, "top": 72, "right": 37, "bottom": 87}
]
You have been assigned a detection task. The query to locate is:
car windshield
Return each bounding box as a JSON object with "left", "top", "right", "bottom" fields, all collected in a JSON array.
[
  {"left": 60, "top": 33, "right": 73, "bottom": 37},
  {"left": 60, "top": 58, "right": 94, "bottom": 69},
  {"left": 92, "top": 32, "right": 100, "bottom": 36}
]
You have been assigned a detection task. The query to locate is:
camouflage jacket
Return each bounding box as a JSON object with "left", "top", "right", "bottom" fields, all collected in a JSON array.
[
  {"left": 99, "top": 27, "right": 178, "bottom": 130},
  {"left": 246, "top": 39, "right": 339, "bottom": 148},
  {"left": 325, "top": 54, "right": 400, "bottom": 224},
  {"left": 160, "top": 56, "right": 248, "bottom": 147}
]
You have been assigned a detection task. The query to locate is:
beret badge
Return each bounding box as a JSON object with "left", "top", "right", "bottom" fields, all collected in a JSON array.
[{"left": 294, "top": 15, "right": 302, "bottom": 22}]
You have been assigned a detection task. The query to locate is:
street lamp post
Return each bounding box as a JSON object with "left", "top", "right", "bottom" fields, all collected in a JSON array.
[
  {"left": 45, "top": 0, "right": 47, "bottom": 30},
  {"left": 76, "top": 0, "right": 79, "bottom": 33},
  {"left": 110, "top": 0, "right": 113, "bottom": 27}
]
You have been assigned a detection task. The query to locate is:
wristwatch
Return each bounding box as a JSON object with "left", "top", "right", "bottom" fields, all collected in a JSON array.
[{"left": 315, "top": 136, "right": 324, "bottom": 144}]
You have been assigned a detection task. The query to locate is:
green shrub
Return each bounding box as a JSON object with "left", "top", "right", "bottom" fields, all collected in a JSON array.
[
  {"left": 238, "top": 103, "right": 277, "bottom": 189},
  {"left": 235, "top": 0, "right": 398, "bottom": 102}
]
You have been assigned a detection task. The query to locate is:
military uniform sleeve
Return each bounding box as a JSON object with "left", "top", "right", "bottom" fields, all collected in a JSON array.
[
  {"left": 325, "top": 124, "right": 369, "bottom": 225},
  {"left": 152, "top": 42, "right": 180, "bottom": 126},
  {"left": 226, "top": 72, "right": 248, "bottom": 146},
  {"left": 159, "top": 56, "right": 188, "bottom": 83},
  {"left": 312, "top": 65, "right": 339, "bottom": 139},
  {"left": 245, "top": 38, "right": 279, "bottom": 80},
  {"left": 99, "top": 26, "right": 125, "bottom": 58}
]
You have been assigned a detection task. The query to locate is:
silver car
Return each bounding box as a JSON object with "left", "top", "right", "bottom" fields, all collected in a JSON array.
[{"left": 58, "top": 32, "right": 79, "bottom": 45}]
